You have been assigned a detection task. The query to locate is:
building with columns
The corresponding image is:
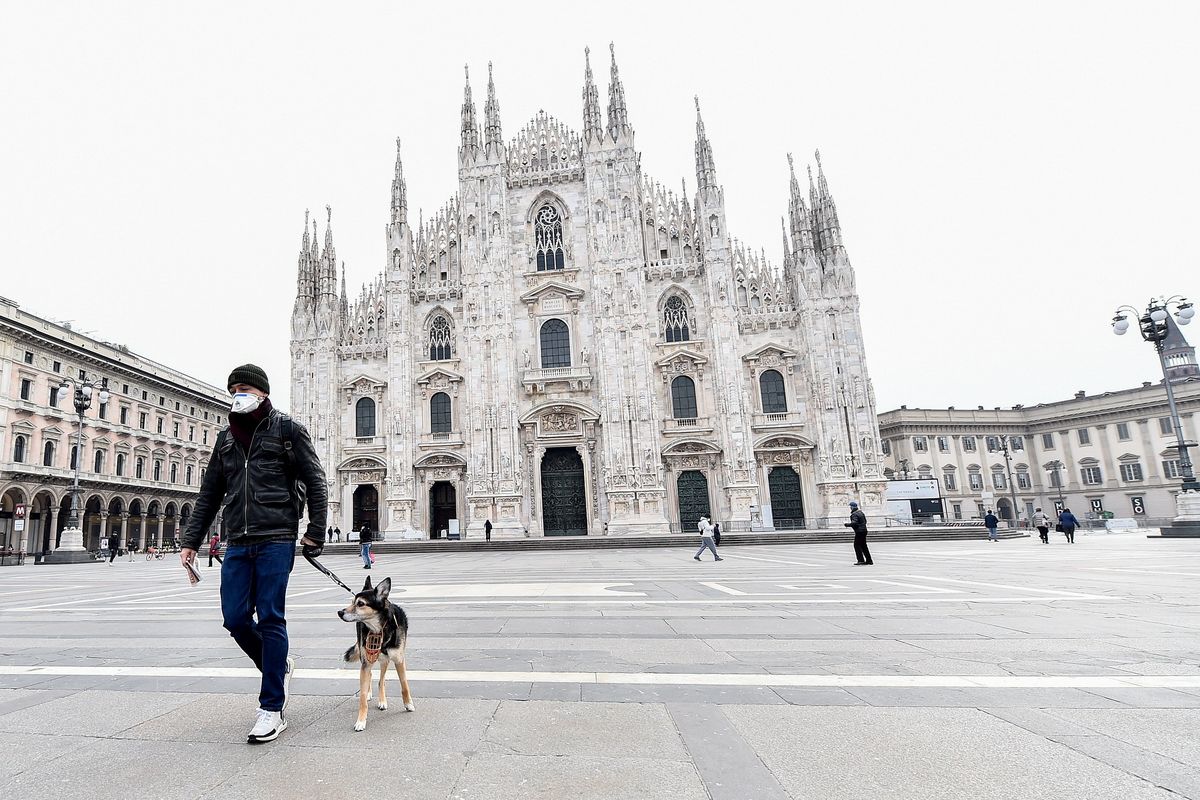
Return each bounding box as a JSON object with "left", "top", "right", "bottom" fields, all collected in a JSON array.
[
  {"left": 878, "top": 331, "right": 1199, "bottom": 524},
  {"left": 291, "top": 47, "right": 885, "bottom": 539},
  {"left": 295, "top": 47, "right": 888, "bottom": 542},
  {"left": 0, "top": 296, "right": 229, "bottom": 556}
]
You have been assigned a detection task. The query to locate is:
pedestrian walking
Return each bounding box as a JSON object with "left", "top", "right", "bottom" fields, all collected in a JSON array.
[
  {"left": 844, "top": 501, "right": 873, "bottom": 565},
  {"left": 208, "top": 532, "right": 223, "bottom": 567},
  {"left": 984, "top": 509, "right": 999, "bottom": 542},
  {"left": 694, "top": 515, "right": 723, "bottom": 561},
  {"left": 484, "top": 519, "right": 492, "bottom": 542},
  {"left": 1058, "top": 508, "right": 1079, "bottom": 544},
  {"left": 334, "top": 526, "right": 341, "bottom": 543},
  {"left": 360, "top": 524, "right": 373, "bottom": 569},
  {"left": 712, "top": 521, "right": 722, "bottom": 547},
  {"left": 326, "top": 526, "right": 333, "bottom": 544},
  {"left": 179, "top": 363, "right": 327, "bottom": 744},
  {"left": 1032, "top": 507, "right": 1052, "bottom": 544},
  {"left": 108, "top": 532, "right": 119, "bottom": 563}
]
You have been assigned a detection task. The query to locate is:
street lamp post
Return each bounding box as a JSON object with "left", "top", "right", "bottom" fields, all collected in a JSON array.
[
  {"left": 999, "top": 435, "right": 1021, "bottom": 528},
  {"left": 1046, "top": 460, "right": 1066, "bottom": 514},
  {"left": 1112, "top": 296, "right": 1200, "bottom": 536},
  {"left": 42, "top": 375, "right": 108, "bottom": 564}
]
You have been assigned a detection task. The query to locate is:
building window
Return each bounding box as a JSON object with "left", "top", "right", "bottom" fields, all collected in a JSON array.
[
  {"left": 913, "top": 436, "right": 928, "bottom": 453},
  {"left": 170, "top": 463, "right": 178, "bottom": 483},
  {"left": 157, "top": 418, "right": 164, "bottom": 434},
  {"left": 175, "top": 401, "right": 180, "bottom": 411},
  {"left": 759, "top": 370, "right": 787, "bottom": 413},
  {"left": 428, "top": 315, "right": 454, "bottom": 361},
  {"left": 1049, "top": 469, "right": 1062, "bottom": 488},
  {"left": 663, "top": 295, "right": 691, "bottom": 342},
  {"left": 186, "top": 465, "right": 194, "bottom": 485},
  {"left": 1159, "top": 417, "right": 1173, "bottom": 435},
  {"left": 992, "top": 471, "right": 1007, "bottom": 489},
  {"left": 136, "top": 457, "right": 145, "bottom": 479},
  {"left": 1116, "top": 423, "right": 1131, "bottom": 440},
  {"left": 49, "top": 385, "right": 59, "bottom": 407},
  {"left": 153, "top": 460, "right": 162, "bottom": 481},
  {"left": 969, "top": 471, "right": 983, "bottom": 490},
  {"left": 671, "top": 375, "right": 698, "bottom": 420},
  {"left": 952, "top": 503, "right": 963, "bottom": 520},
  {"left": 918, "top": 466, "right": 933, "bottom": 480},
  {"left": 943, "top": 471, "right": 957, "bottom": 491},
  {"left": 430, "top": 392, "right": 452, "bottom": 434},
  {"left": 539, "top": 319, "right": 571, "bottom": 368},
  {"left": 1081, "top": 465, "right": 1102, "bottom": 485},
  {"left": 986, "top": 436, "right": 1000, "bottom": 453},
  {"left": 52, "top": 360, "right": 61, "bottom": 373},
  {"left": 937, "top": 436, "right": 950, "bottom": 453},
  {"left": 534, "top": 204, "right": 565, "bottom": 271},
  {"left": 23, "top": 351, "right": 33, "bottom": 364},
  {"left": 94, "top": 450, "right": 104, "bottom": 473},
  {"left": 1042, "top": 433, "right": 1055, "bottom": 449},
  {"left": 70, "top": 445, "right": 78, "bottom": 471},
  {"left": 962, "top": 436, "right": 977, "bottom": 452},
  {"left": 355, "top": 397, "right": 376, "bottom": 438},
  {"left": 98, "top": 402, "right": 107, "bottom": 420},
  {"left": 173, "top": 422, "right": 180, "bottom": 438},
  {"left": 140, "top": 412, "right": 147, "bottom": 429},
  {"left": 159, "top": 397, "right": 165, "bottom": 406},
  {"left": 13, "top": 435, "right": 27, "bottom": 463},
  {"left": 1163, "top": 459, "right": 1182, "bottom": 479},
  {"left": 1078, "top": 428, "right": 1091, "bottom": 445},
  {"left": 1119, "top": 462, "right": 1144, "bottom": 482},
  {"left": 19, "top": 379, "right": 32, "bottom": 401},
  {"left": 120, "top": 407, "right": 128, "bottom": 425},
  {"left": 1017, "top": 471, "right": 1032, "bottom": 489},
  {"left": 1010, "top": 436, "right": 1024, "bottom": 451},
  {"left": 881, "top": 440, "right": 891, "bottom": 456},
  {"left": 122, "top": 384, "right": 129, "bottom": 394},
  {"left": 203, "top": 429, "right": 208, "bottom": 445},
  {"left": 142, "top": 390, "right": 148, "bottom": 400},
  {"left": 116, "top": 453, "right": 125, "bottom": 477},
  {"left": 78, "top": 368, "right": 86, "bottom": 380},
  {"left": 43, "top": 440, "right": 55, "bottom": 467},
  {"left": 188, "top": 426, "right": 195, "bottom": 442}
]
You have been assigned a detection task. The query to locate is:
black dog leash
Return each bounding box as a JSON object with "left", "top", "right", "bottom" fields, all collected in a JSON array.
[{"left": 304, "top": 552, "right": 354, "bottom": 594}]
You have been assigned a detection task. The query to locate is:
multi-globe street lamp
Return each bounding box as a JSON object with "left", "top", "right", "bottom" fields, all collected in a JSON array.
[
  {"left": 998, "top": 435, "right": 1021, "bottom": 526},
  {"left": 1112, "top": 296, "right": 1199, "bottom": 534},
  {"left": 42, "top": 374, "right": 109, "bottom": 563},
  {"left": 1046, "top": 459, "right": 1067, "bottom": 513}
]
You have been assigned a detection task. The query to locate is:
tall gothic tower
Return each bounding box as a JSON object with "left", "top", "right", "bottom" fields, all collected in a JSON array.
[{"left": 290, "top": 47, "right": 884, "bottom": 539}]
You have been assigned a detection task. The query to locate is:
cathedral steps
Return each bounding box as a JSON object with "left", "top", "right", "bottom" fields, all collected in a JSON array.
[{"left": 327, "top": 527, "right": 1027, "bottom": 554}]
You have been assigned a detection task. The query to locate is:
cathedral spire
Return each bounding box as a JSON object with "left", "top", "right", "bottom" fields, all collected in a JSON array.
[
  {"left": 390, "top": 137, "right": 408, "bottom": 224},
  {"left": 296, "top": 208, "right": 313, "bottom": 303},
  {"left": 694, "top": 96, "right": 718, "bottom": 194},
  {"left": 483, "top": 61, "right": 504, "bottom": 160},
  {"left": 606, "top": 42, "right": 631, "bottom": 142},
  {"left": 321, "top": 204, "right": 337, "bottom": 298},
  {"left": 582, "top": 46, "right": 603, "bottom": 145},
  {"left": 813, "top": 150, "right": 845, "bottom": 259},
  {"left": 339, "top": 262, "right": 348, "bottom": 319},
  {"left": 459, "top": 64, "right": 479, "bottom": 163},
  {"left": 787, "top": 153, "right": 815, "bottom": 259}
]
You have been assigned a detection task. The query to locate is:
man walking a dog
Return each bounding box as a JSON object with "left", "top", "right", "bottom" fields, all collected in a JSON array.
[{"left": 180, "top": 364, "right": 328, "bottom": 744}]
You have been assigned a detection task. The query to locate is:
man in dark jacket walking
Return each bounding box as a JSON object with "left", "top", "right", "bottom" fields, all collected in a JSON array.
[
  {"left": 845, "top": 501, "right": 872, "bottom": 565},
  {"left": 1058, "top": 508, "right": 1080, "bottom": 544},
  {"left": 984, "top": 510, "right": 1000, "bottom": 542},
  {"left": 179, "top": 364, "right": 327, "bottom": 744},
  {"left": 107, "top": 532, "right": 119, "bottom": 563}
]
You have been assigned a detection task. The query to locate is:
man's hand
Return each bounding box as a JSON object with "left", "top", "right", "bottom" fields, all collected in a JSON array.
[
  {"left": 180, "top": 548, "right": 197, "bottom": 567},
  {"left": 300, "top": 536, "right": 323, "bottom": 558}
]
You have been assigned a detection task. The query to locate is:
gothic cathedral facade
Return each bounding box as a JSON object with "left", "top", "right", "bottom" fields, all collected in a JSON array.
[{"left": 290, "top": 47, "right": 885, "bottom": 539}]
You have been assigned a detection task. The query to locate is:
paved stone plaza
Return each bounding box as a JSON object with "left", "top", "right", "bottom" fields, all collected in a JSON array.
[{"left": 2, "top": 533, "right": 1200, "bottom": 798}]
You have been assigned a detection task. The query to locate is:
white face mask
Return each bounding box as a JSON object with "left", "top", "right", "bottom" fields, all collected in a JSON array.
[{"left": 230, "top": 393, "right": 264, "bottom": 414}]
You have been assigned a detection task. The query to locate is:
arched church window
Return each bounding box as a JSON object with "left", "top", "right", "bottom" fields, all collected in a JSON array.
[
  {"left": 430, "top": 392, "right": 452, "bottom": 434},
  {"left": 663, "top": 295, "right": 691, "bottom": 342},
  {"left": 94, "top": 450, "right": 104, "bottom": 473},
  {"left": 539, "top": 319, "right": 571, "bottom": 368},
  {"left": 429, "top": 315, "right": 453, "bottom": 361},
  {"left": 534, "top": 205, "right": 565, "bottom": 271},
  {"left": 355, "top": 397, "right": 376, "bottom": 438},
  {"left": 759, "top": 370, "right": 787, "bottom": 413},
  {"left": 116, "top": 453, "right": 126, "bottom": 477},
  {"left": 671, "top": 376, "right": 698, "bottom": 420},
  {"left": 13, "top": 435, "right": 26, "bottom": 463},
  {"left": 43, "top": 440, "right": 54, "bottom": 467}
]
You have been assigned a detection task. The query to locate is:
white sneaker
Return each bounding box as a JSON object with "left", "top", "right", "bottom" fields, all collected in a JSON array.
[
  {"left": 247, "top": 708, "right": 287, "bottom": 743},
  {"left": 283, "top": 656, "right": 294, "bottom": 711}
]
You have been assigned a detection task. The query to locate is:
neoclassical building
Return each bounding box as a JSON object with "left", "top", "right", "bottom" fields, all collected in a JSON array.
[
  {"left": 291, "top": 48, "right": 884, "bottom": 539},
  {"left": 0, "top": 296, "right": 228, "bottom": 555}
]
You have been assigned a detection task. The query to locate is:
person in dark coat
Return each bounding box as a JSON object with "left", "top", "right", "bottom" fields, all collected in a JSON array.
[
  {"left": 984, "top": 510, "right": 999, "bottom": 542},
  {"left": 108, "top": 532, "right": 120, "bottom": 563},
  {"left": 1058, "top": 508, "right": 1079, "bottom": 544},
  {"left": 484, "top": 519, "right": 492, "bottom": 542},
  {"left": 844, "top": 501, "right": 872, "bottom": 565},
  {"left": 360, "top": 524, "right": 373, "bottom": 569}
]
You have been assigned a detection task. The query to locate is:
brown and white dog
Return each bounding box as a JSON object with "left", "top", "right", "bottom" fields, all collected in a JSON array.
[{"left": 338, "top": 576, "right": 415, "bottom": 731}]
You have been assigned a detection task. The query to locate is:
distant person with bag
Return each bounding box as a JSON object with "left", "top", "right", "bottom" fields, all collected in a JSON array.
[
  {"left": 845, "top": 501, "right": 873, "bottom": 565},
  {"left": 712, "top": 521, "right": 722, "bottom": 547},
  {"left": 208, "top": 532, "right": 223, "bottom": 566},
  {"left": 693, "top": 515, "right": 722, "bottom": 561},
  {"left": 1032, "top": 508, "right": 1052, "bottom": 544},
  {"left": 1058, "top": 508, "right": 1079, "bottom": 544},
  {"left": 360, "top": 524, "right": 373, "bottom": 569},
  {"left": 984, "top": 510, "right": 1000, "bottom": 542}
]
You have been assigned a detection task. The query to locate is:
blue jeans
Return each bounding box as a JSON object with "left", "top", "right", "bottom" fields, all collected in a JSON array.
[
  {"left": 360, "top": 543, "right": 372, "bottom": 567},
  {"left": 987, "top": 526, "right": 998, "bottom": 541},
  {"left": 220, "top": 540, "right": 295, "bottom": 712}
]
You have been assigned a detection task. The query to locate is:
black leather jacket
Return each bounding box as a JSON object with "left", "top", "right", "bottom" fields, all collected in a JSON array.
[{"left": 181, "top": 410, "right": 327, "bottom": 549}]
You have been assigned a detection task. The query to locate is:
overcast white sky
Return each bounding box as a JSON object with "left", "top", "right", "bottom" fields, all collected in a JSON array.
[{"left": 1, "top": 1, "right": 1195, "bottom": 412}]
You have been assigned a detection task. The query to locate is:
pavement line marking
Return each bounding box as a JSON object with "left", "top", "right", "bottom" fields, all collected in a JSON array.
[
  {"left": 903, "top": 575, "right": 1111, "bottom": 598},
  {"left": 0, "top": 664, "right": 1195, "bottom": 689},
  {"left": 1086, "top": 568, "right": 1200, "bottom": 577},
  {"left": 716, "top": 554, "right": 825, "bottom": 567},
  {"left": 25, "top": 585, "right": 205, "bottom": 610}
]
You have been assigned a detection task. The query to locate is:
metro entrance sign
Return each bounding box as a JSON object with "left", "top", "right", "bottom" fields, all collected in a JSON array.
[{"left": 14, "top": 503, "right": 26, "bottom": 532}]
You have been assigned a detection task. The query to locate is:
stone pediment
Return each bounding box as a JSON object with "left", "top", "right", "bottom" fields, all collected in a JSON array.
[
  {"left": 663, "top": 439, "right": 722, "bottom": 456},
  {"left": 742, "top": 343, "right": 799, "bottom": 373},
  {"left": 10, "top": 419, "right": 36, "bottom": 433},
  {"left": 519, "top": 281, "right": 585, "bottom": 307},
  {"left": 337, "top": 455, "right": 387, "bottom": 471},
  {"left": 755, "top": 435, "right": 815, "bottom": 450},
  {"left": 93, "top": 436, "right": 113, "bottom": 447},
  {"left": 518, "top": 401, "right": 601, "bottom": 426},
  {"left": 342, "top": 374, "right": 387, "bottom": 404},
  {"left": 656, "top": 349, "right": 708, "bottom": 379},
  {"left": 41, "top": 425, "right": 65, "bottom": 436},
  {"left": 416, "top": 367, "right": 464, "bottom": 397},
  {"left": 414, "top": 452, "right": 467, "bottom": 468}
]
